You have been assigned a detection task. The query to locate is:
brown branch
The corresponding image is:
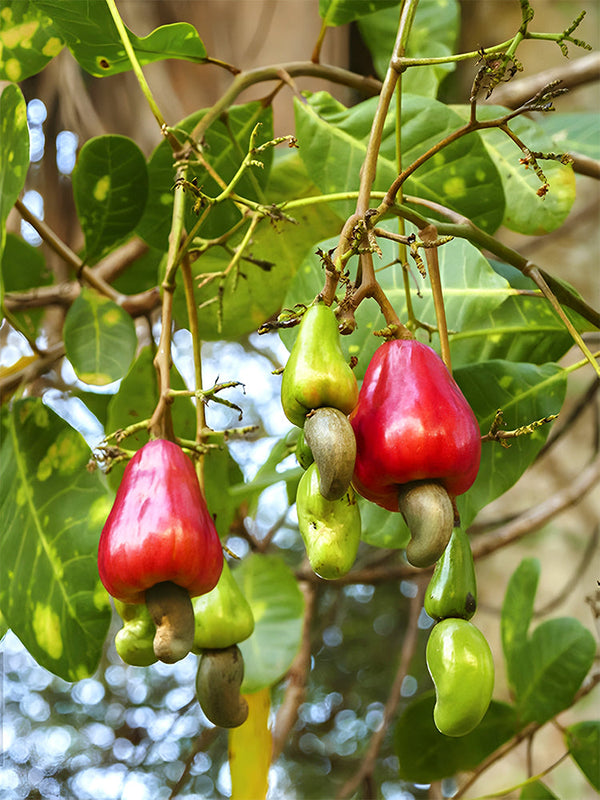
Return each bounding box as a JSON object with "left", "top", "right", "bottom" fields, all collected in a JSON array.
[
  {"left": 271, "top": 581, "right": 317, "bottom": 761},
  {"left": 335, "top": 577, "right": 426, "bottom": 800},
  {"left": 0, "top": 342, "right": 65, "bottom": 403},
  {"left": 488, "top": 52, "right": 600, "bottom": 109},
  {"left": 471, "top": 455, "right": 600, "bottom": 559},
  {"left": 455, "top": 670, "right": 600, "bottom": 799}
]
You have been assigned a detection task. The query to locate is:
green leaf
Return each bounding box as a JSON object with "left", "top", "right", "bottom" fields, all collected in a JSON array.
[
  {"left": 359, "top": 496, "right": 409, "bottom": 549},
  {"left": 63, "top": 288, "right": 137, "bottom": 385},
  {"left": 234, "top": 554, "right": 304, "bottom": 693},
  {"left": 450, "top": 288, "right": 587, "bottom": 367},
  {"left": 513, "top": 617, "right": 596, "bottom": 726},
  {"left": 0, "top": 83, "right": 29, "bottom": 311},
  {"left": 0, "top": 398, "right": 112, "bottom": 681},
  {"left": 319, "top": 0, "right": 400, "bottom": 26},
  {"left": 359, "top": 0, "right": 460, "bottom": 95},
  {"left": 453, "top": 105, "right": 576, "bottom": 235},
  {"left": 394, "top": 692, "right": 518, "bottom": 782},
  {"left": 136, "top": 102, "right": 274, "bottom": 252},
  {"left": 520, "top": 781, "right": 560, "bottom": 799},
  {"left": 35, "top": 1, "right": 206, "bottom": 77},
  {"left": 565, "top": 720, "right": 600, "bottom": 790},
  {"left": 229, "top": 435, "right": 301, "bottom": 517},
  {"left": 295, "top": 91, "right": 505, "bottom": 232},
  {"left": 104, "top": 346, "right": 197, "bottom": 489},
  {"left": 1, "top": 233, "right": 53, "bottom": 339},
  {"left": 0, "top": 1, "right": 64, "bottom": 80},
  {"left": 72, "top": 134, "right": 148, "bottom": 264},
  {"left": 538, "top": 112, "right": 600, "bottom": 161},
  {"left": 501, "top": 558, "right": 540, "bottom": 691},
  {"left": 0, "top": 82, "right": 28, "bottom": 229},
  {"left": 203, "top": 439, "right": 244, "bottom": 539},
  {"left": 281, "top": 223, "right": 511, "bottom": 375},
  {"left": 455, "top": 360, "right": 567, "bottom": 527}
]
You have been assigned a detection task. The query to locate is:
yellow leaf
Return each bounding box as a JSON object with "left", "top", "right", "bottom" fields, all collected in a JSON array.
[{"left": 229, "top": 688, "right": 271, "bottom": 800}]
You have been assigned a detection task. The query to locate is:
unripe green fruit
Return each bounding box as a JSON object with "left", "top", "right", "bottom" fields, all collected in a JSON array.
[
  {"left": 398, "top": 481, "right": 454, "bottom": 568},
  {"left": 296, "top": 462, "right": 361, "bottom": 579},
  {"left": 195, "top": 645, "right": 249, "bottom": 728},
  {"left": 295, "top": 429, "right": 314, "bottom": 470},
  {"left": 303, "top": 406, "right": 356, "bottom": 500},
  {"left": 281, "top": 301, "right": 358, "bottom": 428},
  {"left": 192, "top": 559, "right": 254, "bottom": 652},
  {"left": 426, "top": 618, "right": 494, "bottom": 737},
  {"left": 425, "top": 527, "right": 477, "bottom": 620},
  {"left": 113, "top": 599, "right": 157, "bottom": 667}
]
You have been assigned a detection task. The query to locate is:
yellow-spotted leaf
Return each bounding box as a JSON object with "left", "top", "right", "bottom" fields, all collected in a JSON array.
[
  {"left": 0, "top": 2, "right": 64, "bottom": 81},
  {"left": 63, "top": 288, "right": 137, "bottom": 385},
  {"left": 229, "top": 688, "right": 272, "bottom": 800},
  {"left": 0, "top": 398, "right": 113, "bottom": 681},
  {"left": 72, "top": 134, "right": 148, "bottom": 265}
]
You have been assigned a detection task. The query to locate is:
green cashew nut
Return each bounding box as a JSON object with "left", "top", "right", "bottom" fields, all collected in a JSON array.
[
  {"left": 195, "top": 645, "right": 249, "bottom": 728},
  {"left": 426, "top": 618, "right": 495, "bottom": 737},
  {"left": 398, "top": 481, "right": 454, "bottom": 568}
]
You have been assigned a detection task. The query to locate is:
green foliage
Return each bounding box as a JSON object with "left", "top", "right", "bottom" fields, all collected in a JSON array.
[
  {"left": 34, "top": 0, "right": 207, "bottom": 77},
  {"left": 394, "top": 693, "right": 518, "bottom": 782},
  {"left": 0, "top": 2, "right": 64, "bottom": 81},
  {"left": 359, "top": 0, "right": 460, "bottom": 94},
  {"left": 565, "top": 720, "right": 600, "bottom": 790},
  {"left": 63, "top": 288, "right": 138, "bottom": 386},
  {"left": 234, "top": 554, "right": 305, "bottom": 693},
  {"left": 0, "top": 83, "right": 28, "bottom": 272},
  {"left": 0, "top": 398, "right": 112, "bottom": 681},
  {"left": 502, "top": 559, "right": 596, "bottom": 727},
  {"left": 72, "top": 135, "right": 148, "bottom": 264}
]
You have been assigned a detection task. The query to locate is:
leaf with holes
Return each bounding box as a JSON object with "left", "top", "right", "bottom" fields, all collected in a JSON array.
[
  {"left": 0, "top": 399, "right": 112, "bottom": 682},
  {"left": 63, "top": 288, "right": 137, "bottom": 386},
  {"left": 72, "top": 134, "right": 148, "bottom": 264}
]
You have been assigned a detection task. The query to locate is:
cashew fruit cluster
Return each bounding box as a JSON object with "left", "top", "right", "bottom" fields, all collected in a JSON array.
[
  {"left": 281, "top": 300, "right": 361, "bottom": 579},
  {"left": 350, "top": 338, "right": 481, "bottom": 567},
  {"left": 99, "top": 439, "right": 254, "bottom": 729}
]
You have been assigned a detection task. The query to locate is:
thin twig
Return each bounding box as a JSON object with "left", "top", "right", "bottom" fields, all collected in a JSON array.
[
  {"left": 454, "top": 671, "right": 600, "bottom": 799},
  {"left": 271, "top": 582, "right": 317, "bottom": 761},
  {"left": 335, "top": 577, "right": 426, "bottom": 799}
]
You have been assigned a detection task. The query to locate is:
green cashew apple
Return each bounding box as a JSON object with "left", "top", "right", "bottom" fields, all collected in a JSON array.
[
  {"left": 192, "top": 559, "right": 254, "bottom": 652},
  {"left": 426, "top": 618, "right": 494, "bottom": 737},
  {"left": 113, "top": 598, "right": 157, "bottom": 667},
  {"left": 281, "top": 300, "right": 358, "bottom": 428},
  {"left": 296, "top": 462, "right": 361, "bottom": 579},
  {"left": 425, "top": 527, "right": 477, "bottom": 620}
]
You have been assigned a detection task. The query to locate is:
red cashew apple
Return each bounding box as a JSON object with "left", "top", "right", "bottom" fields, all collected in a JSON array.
[
  {"left": 349, "top": 339, "right": 481, "bottom": 566},
  {"left": 98, "top": 439, "right": 223, "bottom": 604}
]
